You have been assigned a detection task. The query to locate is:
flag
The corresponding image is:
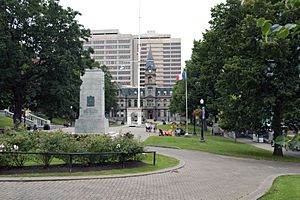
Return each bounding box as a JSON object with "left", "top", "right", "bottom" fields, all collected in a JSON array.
[{"left": 176, "top": 69, "right": 186, "bottom": 81}]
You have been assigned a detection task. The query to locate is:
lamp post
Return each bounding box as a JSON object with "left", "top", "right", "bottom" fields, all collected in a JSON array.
[
  {"left": 193, "top": 115, "right": 196, "bottom": 135},
  {"left": 200, "top": 99, "right": 205, "bottom": 142}
]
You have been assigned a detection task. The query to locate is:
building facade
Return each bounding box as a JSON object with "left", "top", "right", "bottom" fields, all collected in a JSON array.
[
  {"left": 84, "top": 29, "right": 181, "bottom": 88},
  {"left": 112, "top": 48, "right": 176, "bottom": 122}
]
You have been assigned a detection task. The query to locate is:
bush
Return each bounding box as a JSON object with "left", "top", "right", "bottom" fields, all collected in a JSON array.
[
  {"left": 0, "top": 130, "right": 36, "bottom": 167},
  {"left": 34, "top": 131, "right": 65, "bottom": 167},
  {"left": 43, "top": 124, "right": 50, "bottom": 130},
  {"left": 0, "top": 130, "right": 145, "bottom": 168}
]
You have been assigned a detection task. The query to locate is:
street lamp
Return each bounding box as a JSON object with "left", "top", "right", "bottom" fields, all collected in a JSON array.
[{"left": 200, "top": 99, "right": 205, "bottom": 142}]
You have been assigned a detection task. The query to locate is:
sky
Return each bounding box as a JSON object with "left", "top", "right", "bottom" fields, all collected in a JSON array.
[{"left": 59, "top": 0, "right": 226, "bottom": 66}]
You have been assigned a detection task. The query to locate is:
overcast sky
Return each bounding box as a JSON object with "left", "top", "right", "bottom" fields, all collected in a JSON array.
[{"left": 60, "top": 0, "right": 226, "bottom": 66}]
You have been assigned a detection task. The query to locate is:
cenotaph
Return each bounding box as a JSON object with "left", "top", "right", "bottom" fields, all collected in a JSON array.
[{"left": 75, "top": 69, "right": 108, "bottom": 133}]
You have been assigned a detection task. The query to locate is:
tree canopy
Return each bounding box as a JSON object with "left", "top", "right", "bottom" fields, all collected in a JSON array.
[
  {"left": 0, "top": 0, "right": 116, "bottom": 127},
  {"left": 171, "top": 0, "right": 300, "bottom": 156}
]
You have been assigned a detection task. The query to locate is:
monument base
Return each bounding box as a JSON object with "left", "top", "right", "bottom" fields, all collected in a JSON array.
[{"left": 75, "top": 118, "right": 108, "bottom": 134}]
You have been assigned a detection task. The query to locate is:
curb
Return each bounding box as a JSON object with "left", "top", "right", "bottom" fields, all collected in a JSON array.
[
  {"left": 0, "top": 158, "right": 185, "bottom": 183},
  {"left": 239, "top": 173, "right": 300, "bottom": 200},
  {"left": 146, "top": 144, "right": 180, "bottom": 150}
]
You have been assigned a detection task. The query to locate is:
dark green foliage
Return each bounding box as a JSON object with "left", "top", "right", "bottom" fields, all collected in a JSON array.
[
  {"left": 0, "top": 0, "right": 96, "bottom": 127},
  {"left": 0, "top": 130, "right": 144, "bottom": 168},
  {"left": 186, "top": 0, "right": 300, "bottom": 156}
]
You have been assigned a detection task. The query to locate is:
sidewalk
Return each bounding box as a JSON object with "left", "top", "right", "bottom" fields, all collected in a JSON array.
[{"left": 237, "top": 137, "right": 300, "bottom": 159}]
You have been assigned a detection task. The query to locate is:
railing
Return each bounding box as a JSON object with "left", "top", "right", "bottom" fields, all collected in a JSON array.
[
  {"left": 0, "top": 151, "right": 156, "bottom": 173},
  {"left": 0, "top": 109, "right": 50, "bottom": 127}
]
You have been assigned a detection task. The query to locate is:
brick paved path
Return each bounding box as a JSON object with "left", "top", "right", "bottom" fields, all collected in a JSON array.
[{"left": 1, "top": 147, "right": 300, "bottom": 200}]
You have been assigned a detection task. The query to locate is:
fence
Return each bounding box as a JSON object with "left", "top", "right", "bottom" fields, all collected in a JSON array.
[{"left": 0, "top": 151, "right": 156, "bottom": 173}]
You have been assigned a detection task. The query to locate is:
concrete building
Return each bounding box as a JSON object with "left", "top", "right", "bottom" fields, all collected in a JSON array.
[
  {"left": 84, "top": 29, "right": 181, "bottom": 88},
  {"left": 84, "top": 29, "right": 134, "bottom": 86}
]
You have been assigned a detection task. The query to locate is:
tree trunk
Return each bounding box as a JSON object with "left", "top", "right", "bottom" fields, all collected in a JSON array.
[
  {"left": 13, "top": 86, "right": 24, "bottom": 129},
  {"left": 272, "top": 103, "right": 283, "bottom": 156}
]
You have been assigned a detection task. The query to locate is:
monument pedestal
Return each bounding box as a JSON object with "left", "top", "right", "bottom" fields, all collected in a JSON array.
[
  {"left": 75, "top": 69, "right": 108, "bottom": 134},
  {"left": 75, "top": 118, "right": 108, "bottom": 134}
]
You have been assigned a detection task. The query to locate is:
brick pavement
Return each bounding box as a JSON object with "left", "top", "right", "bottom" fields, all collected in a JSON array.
[{"left": 1, "top": 147, "right": 300, "bottom": 200}]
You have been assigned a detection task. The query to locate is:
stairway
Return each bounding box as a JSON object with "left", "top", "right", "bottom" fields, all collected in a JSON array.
[{"left": 0, "top": 109, "right": 50, "bottom": 127}]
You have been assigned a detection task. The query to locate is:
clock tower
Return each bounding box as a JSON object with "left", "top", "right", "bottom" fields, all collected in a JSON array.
[{"left": 144, "top": 47, "right": 157, "bottom": 119}]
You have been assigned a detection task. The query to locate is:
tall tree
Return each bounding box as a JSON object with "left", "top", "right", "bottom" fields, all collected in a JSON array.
[
  {"left": 0, "top": 0, "right": 95, "bottom": 127},
  {"left": 188, "top": 0, "right": 300, "bottom": 156},
  {"left": 99, "top": 65, "right": 118, "bottom": 114}
]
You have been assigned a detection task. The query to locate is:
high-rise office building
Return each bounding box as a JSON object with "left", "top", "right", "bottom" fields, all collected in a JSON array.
[{"left": 84, "top": 29, "right": 181, "bottom": 88}]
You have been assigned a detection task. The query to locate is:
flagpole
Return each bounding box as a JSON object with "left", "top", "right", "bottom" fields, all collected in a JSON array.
[{"left": 185, "top": 69, "right": 188, "bottom": 134}]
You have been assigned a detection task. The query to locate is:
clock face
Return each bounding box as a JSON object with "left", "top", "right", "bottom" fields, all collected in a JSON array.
[{"left": 149, "top": 69, "right": 152, "bottom": 73}]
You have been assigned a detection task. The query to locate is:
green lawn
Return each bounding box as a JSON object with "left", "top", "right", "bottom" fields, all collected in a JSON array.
[
  {"left": 1, "top": 153, "right": 179, "bottom": 177},
  {"left": 51, "top": 117, "right": 65, "bottom": 125},
  {"left": 259, "top": 175, "right": 300, "bottom": 200},
  {"left": 0, "top": 116, "right": 13, "bottom": 128},
  {"left": 157, "top": 123, "right": 210, "bottom": 135},
  {"left": 145, "top": 136, "right": 300, "bottom": 162}
]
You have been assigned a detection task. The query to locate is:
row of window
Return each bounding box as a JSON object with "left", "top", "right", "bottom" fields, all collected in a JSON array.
[
  {"left": 86, "top": 40, "right": 131, "bottom": 44},
  {"left": 164, "top": 51, "right": 181, "bottom": 54},
  {"left": 163, "top": 71, "right": 181, "bottom": 74},
  {"left": 112, "top": 76, "right": 131, "bottom": 80},
  {"left": 163, "top": 67, "right": 181, "bottom": 71},
  {"left": 93, "top": 50, "right": 131, "bottom": 54},
  {"left": 163, "top": 55, "right": 181, "bottom": 58},
  {"left": 163, "top": 43, "right": 181, "bottom": 46},
  {"left": 163, "top": 63, "right": 181, "bottom": 66},
  {"left": 163, "top": 47, "right": 181, "bottom": 50},
  {"left": 93, "top": 55, "right": 131, "bottom": 59},
  {"left": 163, "top": 59, "right": 181, "bottom": 62}
]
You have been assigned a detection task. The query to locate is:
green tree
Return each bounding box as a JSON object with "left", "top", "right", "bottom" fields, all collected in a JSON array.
[
  {"left": 0, "top": 0, "right": 95, "bottom": 127},
  {"left": 188, "top": 0, "right": 300, "bottom": 156},
  {"left": 99, "top": 65, "right": 118, "bottom": 114}
]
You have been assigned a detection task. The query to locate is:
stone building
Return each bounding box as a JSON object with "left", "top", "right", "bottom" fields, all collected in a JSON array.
[{"left": 111, "top": 48, "right": 176, "bottom": 122}]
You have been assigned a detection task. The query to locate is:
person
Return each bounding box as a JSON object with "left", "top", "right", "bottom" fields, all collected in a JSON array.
[
  {"left": 33, "top": 124, "right": 38, "bottom": 131},
  {"left": 175, "top": 128, "right": 181, "bottom": 136},
  {"left": 145, "top": 123, "right": 150, "bottom": 132}
]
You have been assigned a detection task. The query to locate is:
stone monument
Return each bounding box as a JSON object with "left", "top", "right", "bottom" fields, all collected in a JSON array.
[{"left": 75, "top": 69, "right": 108, "bottom": 134}]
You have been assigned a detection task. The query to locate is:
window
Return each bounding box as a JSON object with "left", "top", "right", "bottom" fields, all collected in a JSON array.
[
  {"left": 119, "top": 45, "right": 130, "bottom": 48},
  {"left": 106, "top": 40, "right": 117, "bottom": 44},
  {"left": 93, "top": 40, "right": 104, "bottom": 44},
  {"left": 93, "top": 56, "right": 104, "bottom": 59},
  {"left": 106, "top": 45, "right": 118, "bottom": 49},
  {"left": 106, "top": 51, "right": 117, "bottom": 54},
  {"left": 171, "top": 43, "right": 180, "bottom": 45},
  {"left": 134, "top": 100, "right": 137, "bottom": 107},
  {"left": 94, "top": 51, "right": 104, "bottom": 54},
  {"left": 119, "top": 55, "right": 130, "bottom": 59},
  {"left": 118, "top": 40, "right": 130, "bottom": 43},
  {"left": 118, "top": 50, "right": 131, "bottom": 54},
  {"left": 93, "top": 46, "right": 104, "bottom": 49}
]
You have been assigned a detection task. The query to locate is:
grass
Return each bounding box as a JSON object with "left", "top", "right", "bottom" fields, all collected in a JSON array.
[
  {"left": 157, "top": 123, "right": 210, "bottom": 135},
  {"left": 0, "top": 116, "right": 13, "bottom": 128},
  {"left": 259, "top": 175, "right": 300, "bottom": 200},
  {"left": 144, "top": 136, "right": 300, "bottom": 162},
  {"left": 0, "top": 154, "right": 179, "bottom": 177},
  {"left": 51, "top": 117, "right": 65, "bottom": 125}
]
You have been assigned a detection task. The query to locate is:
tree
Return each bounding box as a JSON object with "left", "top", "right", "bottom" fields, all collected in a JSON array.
[
  {"left": 99, "top": 65, "right": 118, "bottom": 114},
  {"left": 188, "top": 0, "right": 300, "bottom": 156},
  {"left": 0, "top": 0, "right": 95, "bottom": 128}
]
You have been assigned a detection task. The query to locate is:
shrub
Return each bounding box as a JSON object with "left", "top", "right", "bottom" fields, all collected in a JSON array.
[
  {"left": 43, "top": 124, "right": 50, "bottom": 130},
  {"left": 34, "top": 131, "right": 65, "bottom": 167},
  {"left": 0, "top": 130, "right": 36, "bottom": 167}
]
